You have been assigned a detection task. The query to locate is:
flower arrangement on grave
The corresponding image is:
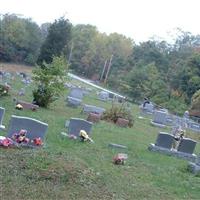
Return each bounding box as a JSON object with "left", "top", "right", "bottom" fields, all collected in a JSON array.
[
  {"left": 172, "top": 126, "right": 186, "bottom": 141},
  {"left": 15, "top": 104, "right": 23, "bottom": 110},
  {"left": 12, "top": 129, "right": 29, "bottom": 144},
  {"left": 31, "top": 137, "right": 43, "bottom": 146},
  {"left": 79, "top": 130, "right": 94, "bottom": 143},
  {"left": 68, "top": 134, "right": 77, "bottom": 140},
  {"left": 113, "top": 153, "right": 128, "bottom": 165},
  {"left": 0, "top": 136, "right": 13, "bottom": 147},
  {"left": 0, "top": 84, "right": 10, "bottom": 97}
]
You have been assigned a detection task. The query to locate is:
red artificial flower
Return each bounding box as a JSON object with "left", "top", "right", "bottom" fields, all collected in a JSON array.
[{"left": 32, "top": 137, "right": 43, "bottom": 146}]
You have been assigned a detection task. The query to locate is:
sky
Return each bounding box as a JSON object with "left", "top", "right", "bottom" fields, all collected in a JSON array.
[{"left": 1, "top": 0, "right": 200, "bottom": 43}]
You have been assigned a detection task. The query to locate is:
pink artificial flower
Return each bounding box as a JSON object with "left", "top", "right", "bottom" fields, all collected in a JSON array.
[{"left": 0, "top": 138, "right": 13, "bottom": 147}]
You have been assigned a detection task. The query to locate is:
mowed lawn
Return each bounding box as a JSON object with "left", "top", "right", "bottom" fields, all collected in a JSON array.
[{"left": 0, "top": 66, "right": 200, "bottom": 200}]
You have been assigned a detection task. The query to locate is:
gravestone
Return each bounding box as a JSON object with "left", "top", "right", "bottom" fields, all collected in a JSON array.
[
  {"left": 67, "top": 88, "right": 84, "bottom": 107},
  {"left": 116, "top": 118, "right": 129, "bottom": 127},
  {"left": 141, "top": 103, "right": 154, "bottom": 114},
  {"left": 177, "top": 138, "right": 196, "bottom": 154},
  {"left": 188, "top": 122, "right": 200, "bottom": 133},
  {"left": 16, "top": 100, "right": 39, "bottom": 111},
  {"left": 98, "top": 91, "right": 109, "bottom": 101},
  {"left": 155, "top": 132, "right": 174, "bottom": 149},
  {"left": 151, "top": 110, "right": 167, "bottom": 128},
  {"left": 153, "top": 110, "right": 167, "bottom": 124},
  {"left": 82, "top": 104, "right": 105, "bottom": 115},
  {"left": 173, "top": 116, "right": 187, "bottom": 129},
  {"left": 108, "top": 143, "right": 128, "bottom": 149},
  {"left": 67, "top": 96, "right": 82, "bottom": 107},
  {"left": 69, "top": 88, "right": 84, "bottom": 99},
  {"left": 87, "top": 113, "right": 101, "bottom": 123},
  {"left": 109, "top": 93, "right": 114, "bottom": 99},
  {"left": 64, "top": 82, "right": 73, "bottom": 89},
  {"left": 7, "top": 115, "right": 48, "bottom": 147},
  {"left": 0, "top": 107, "right": 5, "bottom": 130},
  {"left": 19, "top": 72, "right": 27, "bottom": 79},
  {"left": 188, "top": 156, "right": 200, "bottom": 174},
  {"left": 68, "top": 118, "right": 93, "bottom": 137},
  {"left": 165, "top": 114, "right": 174, "bottom": 126},
  {"left": 149, "top": 132, "right": 197, "bottom": 161}
]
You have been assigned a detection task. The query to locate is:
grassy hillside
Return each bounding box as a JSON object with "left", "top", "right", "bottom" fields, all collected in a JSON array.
[{"left": 0, "top": 65, "right": 200, "bottom": 200}]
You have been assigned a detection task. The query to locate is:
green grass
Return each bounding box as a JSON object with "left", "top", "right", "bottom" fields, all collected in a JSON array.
[{"left": 0, "top": 74, "right": 200, "bottom": 200}]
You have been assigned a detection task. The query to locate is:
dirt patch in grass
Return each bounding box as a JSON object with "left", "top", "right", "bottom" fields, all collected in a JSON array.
[{"left": 0, "top": 63, "right": 33, "bottom": 73}]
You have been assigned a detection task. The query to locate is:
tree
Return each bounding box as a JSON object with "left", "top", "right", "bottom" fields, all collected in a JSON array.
[
  {"left": 40, "top": 22, "right": 51, "bottom": 41},
  {"left": 0, "top": 14, "right": 42, "bottom": 64},
  {"left": 32, "top": 55, "right": 68, "bottom": 107},
  {"left": 37, "top": 17, "right": 72, "bottom": 65}
]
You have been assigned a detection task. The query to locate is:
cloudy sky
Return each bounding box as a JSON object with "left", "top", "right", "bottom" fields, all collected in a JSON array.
[{"left": 1, "top": 0, "right": 200, "bottom": 43}]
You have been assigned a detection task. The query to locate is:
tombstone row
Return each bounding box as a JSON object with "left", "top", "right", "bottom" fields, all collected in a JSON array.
[{"left": 149, "top": 132, "right": 197, "bottom": 162}]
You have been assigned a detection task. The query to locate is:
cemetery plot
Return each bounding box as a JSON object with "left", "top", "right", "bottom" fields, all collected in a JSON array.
[{"left": 148, "top": 132, "right": 197, "bottom": 162}]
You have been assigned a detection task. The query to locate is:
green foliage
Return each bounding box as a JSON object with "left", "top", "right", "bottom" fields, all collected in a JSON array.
[
  {"left": 0, "top": 14, "right": 42, "bottom": 64},
  {"left": 37, "top": 17, "right": 72, "bottom": 65},
  {"left": 1, "top": 14, "right": 200, "bottom": 115},
  {"left": 102, "top": 101, "right": 134, "bottom": 127},
  {"left": 32, "top": 55, "right": 68, "bottom": 107},
  {"left": 70, "top": 25, "right": 133, "bottom": 78}
]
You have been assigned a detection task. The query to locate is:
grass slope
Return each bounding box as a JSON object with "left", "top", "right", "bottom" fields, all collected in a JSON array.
[{"left": 0, "top": 66, "right": 200, "bottom": 200}]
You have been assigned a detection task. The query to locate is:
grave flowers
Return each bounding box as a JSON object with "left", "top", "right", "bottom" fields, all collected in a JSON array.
[
  {"left": 15, "top": 104, "right": 23, "bottom": 110},
  {"left": 12, "top": 129, "right": 29, "bottom": 144},
  {"left": 79, "top": 130, "right": 94, "bottom": 143},
  {"left": 113, "top": 153, "right": 128, "bottom": 165},
  {"left": 12, "top": 129, "right": 43, "bottom": 147},
  {"left": 0, "top": 136, "right": 13, "bottom": 147},
  {"left": 31, "top": 137, "right": 43, "bottom": 146}
]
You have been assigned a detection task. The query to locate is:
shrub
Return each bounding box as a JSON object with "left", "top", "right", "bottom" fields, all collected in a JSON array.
[
  {"left": 102, "top": 101, "right": 134, "bottom": 127},
  {"left": 32, "top": 55, "right": 68, "bottom": 107},
  {"left": 0, "top": 84, "right": 10, "bottom": 97}
]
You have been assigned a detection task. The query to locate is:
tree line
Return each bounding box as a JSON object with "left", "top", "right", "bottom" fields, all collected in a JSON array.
[{"left": 0, "top": 14, "right": 200, "bottom": 114}]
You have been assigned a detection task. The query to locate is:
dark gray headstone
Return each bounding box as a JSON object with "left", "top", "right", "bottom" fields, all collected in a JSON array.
[
  {"left": 68, "top": 118, "right": 93, "bottom": 137},
  {"left": 83, "top": 104, "right": 105, "bottom": 115},
  {"left": 67, "top": 96, "right": 82, "bottom": 107},
  {"left": 0, "top": 107, "right": 5, "bottom": 129},
  {"left": 155, "top": 132, "right": 174, "bottom": 149},
  {"left": 177, "top": 138, "right": 196, "bottom": 154},
  {"left": 7, "top": 115, "right": 48, "bottom": 147},
  {"left": 0, "top": 107, "right": 5, "bottom": 126}
]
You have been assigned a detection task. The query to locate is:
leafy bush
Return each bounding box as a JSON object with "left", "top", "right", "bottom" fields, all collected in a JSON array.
[
  {"left": 102, "top": 101, "right": 134, "bottom": 127},
  {"left": 32, "top": 55, "right": 68, "bottom": 107}
]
